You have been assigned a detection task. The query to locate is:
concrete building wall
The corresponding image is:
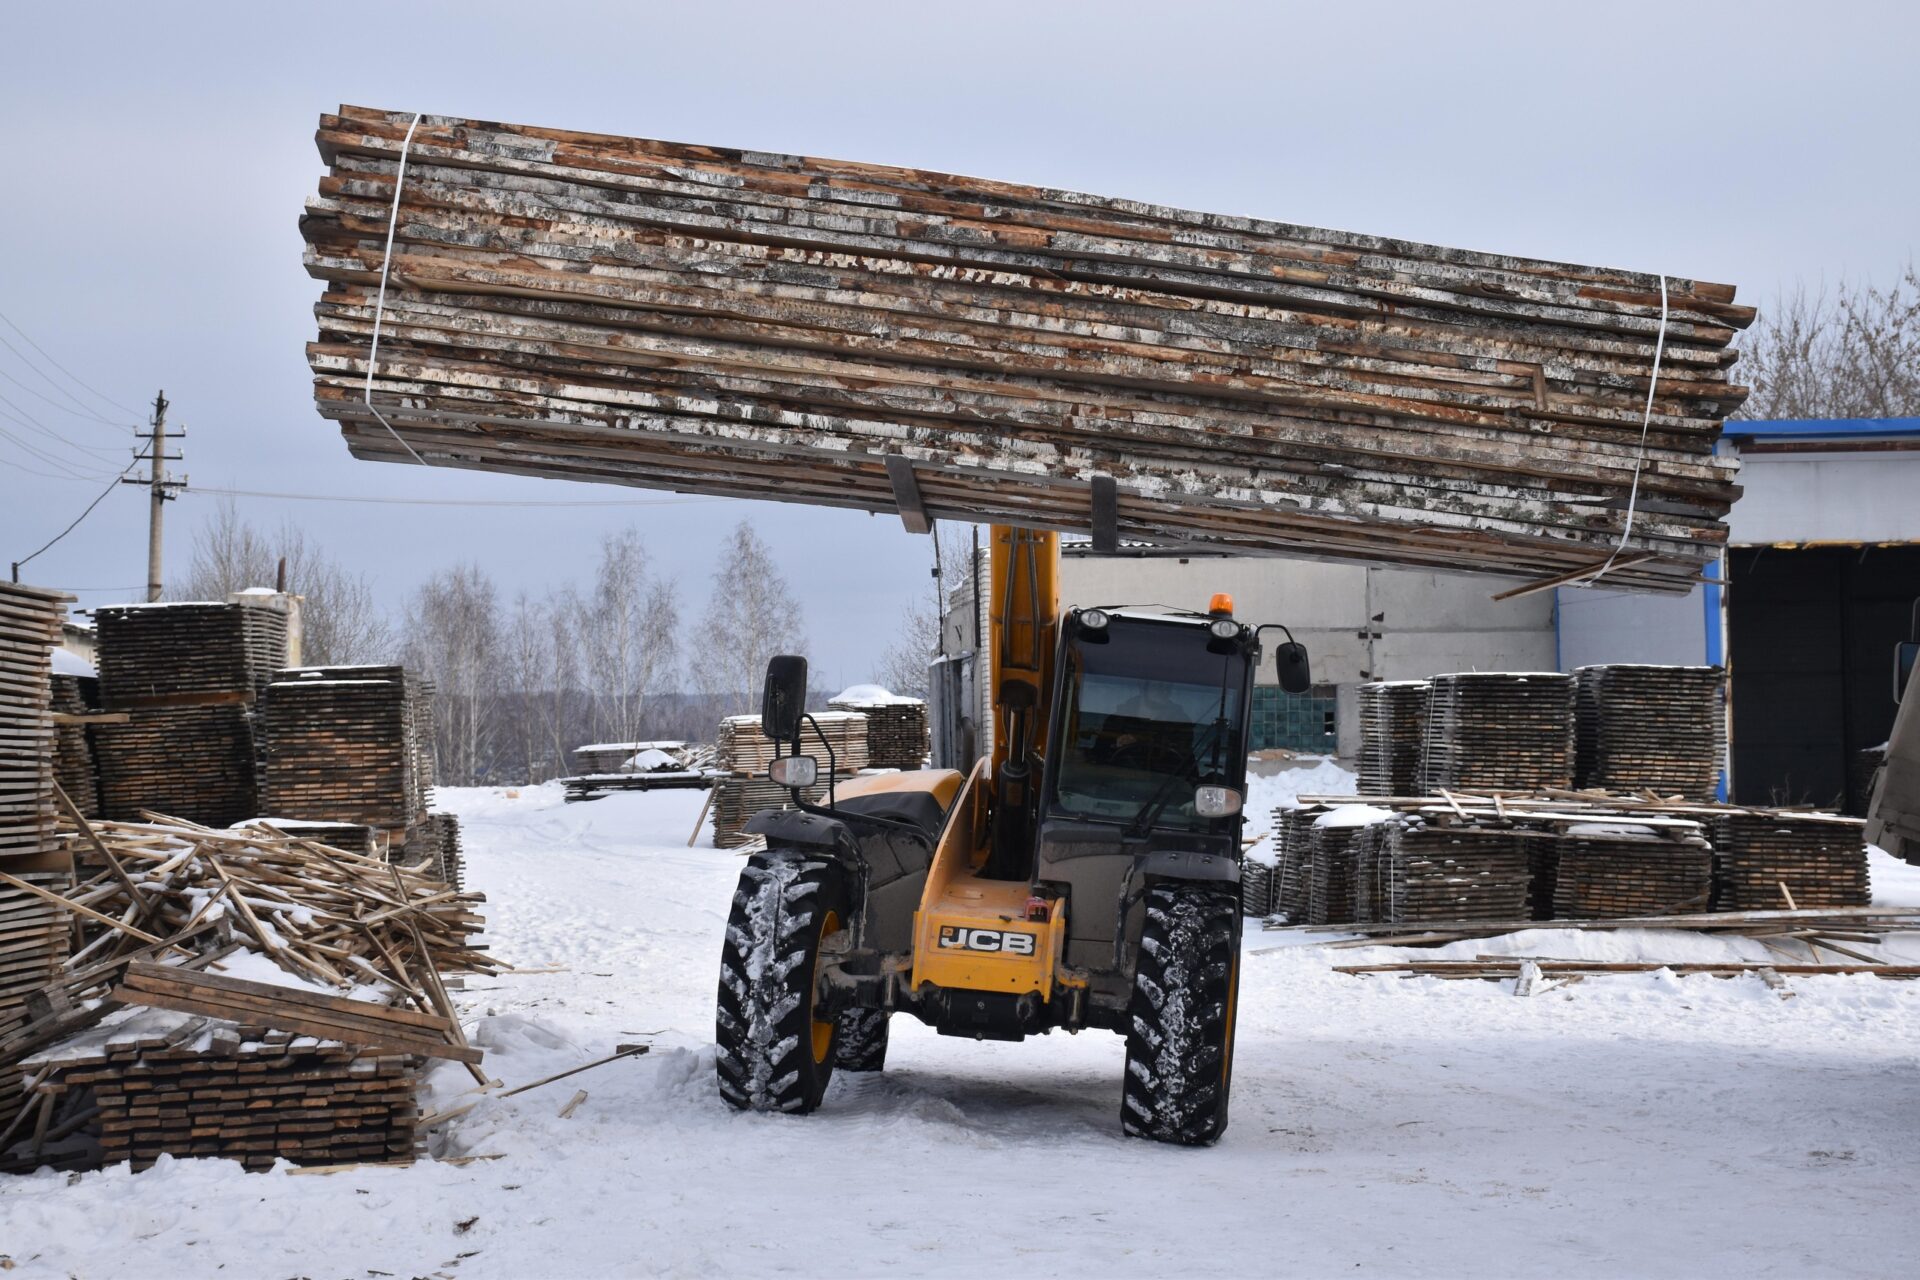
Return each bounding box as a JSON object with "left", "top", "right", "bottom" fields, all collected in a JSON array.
[
  {"left": 1728, "top": 452, "right": 1920, "bottom": 545},
  {"left": 1057, "top": 554, "right": 1556, "bottom": 685},
  {"left": 1556, "top": 584, "right": 1710, "bottom": 670}
]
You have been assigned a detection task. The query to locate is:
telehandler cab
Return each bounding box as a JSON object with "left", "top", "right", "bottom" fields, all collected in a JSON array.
[{"left": 715, "top": 527, "right": 1310, "bottom": 1144}]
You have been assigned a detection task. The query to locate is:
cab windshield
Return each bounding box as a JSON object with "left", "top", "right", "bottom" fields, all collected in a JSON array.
[{"left": 1049, "top": 618, "right": 1247, "bottom": 831}]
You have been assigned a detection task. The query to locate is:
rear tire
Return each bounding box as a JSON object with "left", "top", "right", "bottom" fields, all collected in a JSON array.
[
  {"left": 715, "top": 850, "right": 849, "bottom": 1114},
  {"left": 833, "top": 1008, "right": 891, "bottom": 1072},
  {"left": 1121, "top": 883, "right": 1240, "bottom": 1145}
]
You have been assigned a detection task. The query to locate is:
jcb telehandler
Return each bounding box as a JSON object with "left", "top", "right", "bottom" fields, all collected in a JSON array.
[{"left": 714, "top": 526, "right": 1311, "bottom": 1144}]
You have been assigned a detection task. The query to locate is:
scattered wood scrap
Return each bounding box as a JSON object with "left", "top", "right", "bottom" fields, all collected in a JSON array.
[{"left": 1336, "top": 960, "right": 1920, "bottom": 981}]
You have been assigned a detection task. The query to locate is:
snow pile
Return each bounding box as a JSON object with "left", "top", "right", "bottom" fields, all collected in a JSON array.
[
  {"left": 829, "top": 683, "right": 922, "bottom": 707},
  {"left": 50, "top": 648, "right": 94, "bottom": 678},
  {"left": 1314, "top": 803, "right": 1397, "bottom": 830}
]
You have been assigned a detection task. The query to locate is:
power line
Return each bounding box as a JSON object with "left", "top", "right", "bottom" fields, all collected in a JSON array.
[
  {"left": 0, "top": 390, "right": 133, "bottom": 462},
  {"left": 185, "top": 484, "right": 730, "bottom": 509},
  {"left": 0, "top": 308, "right": 143, "bottom": 416},
  {"left": 10, "top": 455, "right": 142, "bottom": 583},
  {"left": 0, "top": 420, "right": 120, "bottom": 482},
  {"left": 0, "top": 362, "right": 135, "bottom": 432}
]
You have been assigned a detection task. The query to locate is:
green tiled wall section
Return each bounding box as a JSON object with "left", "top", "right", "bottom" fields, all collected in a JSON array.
[{"left": 1250, "top": 685, "right": 1338, "bottom": 753}]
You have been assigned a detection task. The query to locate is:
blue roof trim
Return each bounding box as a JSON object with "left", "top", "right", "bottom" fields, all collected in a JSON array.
[{"left": 1723, "top": 417, "right": 1920, "bottom": 440}]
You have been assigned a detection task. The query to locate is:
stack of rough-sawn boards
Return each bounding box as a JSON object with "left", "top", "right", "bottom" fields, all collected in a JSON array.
[
  {"left": 303, "top": 107, "right": 1752, "bottom": 594},
  {"left": 711, "top": 713, "right": 868, "bottom": 848}
]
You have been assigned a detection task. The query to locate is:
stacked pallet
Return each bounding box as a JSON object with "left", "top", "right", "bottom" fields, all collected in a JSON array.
[
  {"left": 1270, "top": 806, "right": 1320, "bottom": 923},
  {"left": 48, "top": 673, "right": 102, "bottom": 818},
  {"left": 829, "top": 688, "right": 930, "bottom": 770},
  {"left": 90, "top": 601, "right": 289, "bottom": 827},
  {"left": 1712, "top": 812, "right": 1870, "bottom": 910},
  {"left": 1308, "top": 817, "right": 1371, "bottom": 927},
  {"left": 1423, "top": 673, "right": 1575, "bottom": 792},
  {"left": 1378, "top": 823, "right": 1533, "bottom": 925},
  {"left": 712, "top": 713, "right": 870, "bottom": 848},
  {"left": 401, "top": 813, "right": 465, "bottom": 891},
  {"left": 25, "top": 1017, "right": 424, "bottom": 1172},
  {"left": 1549, "top": 824, "right": 1715, "bottom": 918},
  {"left": 303, "top": 107, "right": 1751, "bottom": 594},
  {"left": 260, "top": 666, "right": 435, "bottom": 835},
  {"left": 572, "top": 740, "right": 691, "bottom": 775},
  {"left": 1574, "top": 665, "right": 1725, "bottom": 799},
  {"left": 1357, "top": 681, "right": 1430, "bottom": 797},
  {"left": 0, "top": 868, "right": 71, "bottom": 1138},
  {"left": 0, "top": 583, "right": 69, "bottom": 857},
  {"left": 1240, "top": 859, "right": 1273, "bottom": 918}
]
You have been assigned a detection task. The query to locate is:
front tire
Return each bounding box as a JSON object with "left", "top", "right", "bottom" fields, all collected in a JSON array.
[
  {"left": 715, "top": 851, "right": 849, "bottom": 1113},
  {"left": 1121, "top": 883, "right": 1240, "bottom": 1145}
]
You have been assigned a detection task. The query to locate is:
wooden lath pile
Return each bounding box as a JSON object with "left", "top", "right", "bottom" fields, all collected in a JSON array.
[
  {"left": 49, "top": 673, "right": 102, "bottom": 819},
  {"left": 302, "top": 107, "right": 1751, "bottom": 594},
  {"left": 1574, "top": 665, "right": 1725, "bottom": 799},
  {"left": 0, "top": 584, "right": 69, "bottom": 858},
  {"left": 1357, "top": 681, "right": 1429, "bottom": 797},
  {"left": 1712, "top": 812, "right": 1870, "bottom": 910},
  {"left": 1376, "top": 821, "right": 1532, "bottom": 925},
  {"left": 1423, "top": 672, "right": 1575, "bottom": 792},
  {"left": 1548, "top": 823, "right": 1715, "bottom": 918},
  {"left": 1240, "top": 859, "right": 1273, "bottom": 918},
  {"left": 1269, "top": 806, "right": 1319, "bottom": 923},
  {"left": 1307, "top": 818, "right": 1364, "bottom": 926},
  {"left": 827, "top": 693, "right": 930, "bottom": 770},
  {"left": 259, "top": 665, "right": 435, "bottom": 837},
  {"left": 23, "top": 1020, "right": 426, "bottom": 1172},
  {"left": 400, "top": 813, "right": 465, "bottom": 892},
  {"left": 90, "top": 601, "right": 289, "bottom": 827},
  {"left": 2, "top": 813, "right": 492, "bottom": 1171},
  {"left": 712, "top": 713, "right": 869, "bottom": 848}
]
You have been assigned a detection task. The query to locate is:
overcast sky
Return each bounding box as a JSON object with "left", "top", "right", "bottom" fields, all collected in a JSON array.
[{"left": 2, "top": 1, "right": 1914, "bottom": 689}]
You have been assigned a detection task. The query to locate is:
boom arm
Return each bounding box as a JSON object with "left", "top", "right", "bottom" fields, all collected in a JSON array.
[{"left": 985, "top": 526, "right": 1059, "bottom": 877}]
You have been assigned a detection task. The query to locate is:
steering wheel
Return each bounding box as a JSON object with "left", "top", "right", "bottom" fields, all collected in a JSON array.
[{"left": 1107, "top": 736, "right": 1191, "bottom": 776}]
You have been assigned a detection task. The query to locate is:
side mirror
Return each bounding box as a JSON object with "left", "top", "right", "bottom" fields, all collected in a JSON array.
[
  {"left": 761, "top": 654, "right": 809, "bottom": 743},
  {"left": 1276, "top": 642, "right": 1312, "bottom": 695}
]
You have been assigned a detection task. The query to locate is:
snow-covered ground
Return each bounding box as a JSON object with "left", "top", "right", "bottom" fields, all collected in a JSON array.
[{"left": 5, "top": 770, "right": 1920, "bottom": 1277}]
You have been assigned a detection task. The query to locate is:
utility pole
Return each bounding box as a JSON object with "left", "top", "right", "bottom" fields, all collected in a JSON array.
[{"left": 123, "top": 390, "right": 185, "bottom": 601}]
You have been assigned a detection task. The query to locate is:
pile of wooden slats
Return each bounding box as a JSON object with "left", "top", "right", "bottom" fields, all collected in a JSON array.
[
  {"left": 48, "top": 673, "right": 102, "bottom": 818},
  {"left": 1240, "top": 859, "right": 1273, "bottom": 918},
  {"left": 259, "top": 665, "right": 435, "bottom": 838},
  {"left": 1307, "top": 819, "right": 1365, "bottom": 926},
  {"left": 1356, "top": 681, "right": 1429, "bottom": 797},
  {"left": 1269, "top": 806, "right": 1318, "bottom": 923},
  {"left": 235, "top": 819, "right": 383, "bottom": 859},
  {"left": 400, "top": 813, "right": 465, "bottom": 892},
  {"left": 90, "top": 602, "right": 290, "bottom": 827},
  {"left": 1423, "top": 672, "right": 1575, "bottom": 792},
  {"left": 570, "top": 740, "right": 698, "bottom": 775},
  {"left": 827, "top": 695, "right": 930, "bottom": 770},
  {"left": 302, "top": 107, "right": 1752, "bottom": 594},
  {"left": 0, "top": 583, "right": 69, "bottom": 858},
  {"left": 1712, "top": 811, "right": 1870, "bottom": 909},
  {"left": 1547, "top": 824, "right": 1715, "bottom": 918},
  {"left": 712, "top": 713, "right": 869, "bottom": 847},
  {"left": 1376, "top": 822, "right": 1533, "bottom": 925},
  {"left": 1574, "top": 665, "right": 1725, "bottom": 799},
  {"left": 2, "top": 810, "right": 492, "bottom": 1171}
]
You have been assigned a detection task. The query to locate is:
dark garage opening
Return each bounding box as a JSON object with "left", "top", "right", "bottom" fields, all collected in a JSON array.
[{"left": 1728, "top": 544, "right": 1920, "bottom": 812}]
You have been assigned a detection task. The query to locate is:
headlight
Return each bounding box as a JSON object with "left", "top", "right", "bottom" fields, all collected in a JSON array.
[
  {"left": 1194, "top": 785, "right": 1242, "bottom": 817},
  {"left": 1208, "top": 618, "right": 1241, "bottom": 640},
  {"left": 1079, "top": 608, "right": 1110, "bottom": 630},
  {"left": 768, "top": 755, "right": 818, "bottom": 788}
]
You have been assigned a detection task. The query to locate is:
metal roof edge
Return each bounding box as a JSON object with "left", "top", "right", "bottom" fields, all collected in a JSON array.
[{"left": 1723, "top": 416, "right": 1920, "bottom": 440}]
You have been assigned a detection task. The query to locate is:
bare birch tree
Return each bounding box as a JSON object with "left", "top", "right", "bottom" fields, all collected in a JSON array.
[
  {"left": 1736, "top": 265, "right": 1920, "bottom": 420},
  {"left": 875, "top": 523, "right": 974, "bottom": 697},
  {"left": 404, "top": 564, "right": 501, "bottom": 785},
  {"left": 575, "top": 528, "right": 679, "bottom": 747},
  {"left": 175, "top": 500, "right": 393, "bottom": 665},
  {"left": 501, "top": 591, "right": 554, "bottom": 783},
  {"left": 692, "top": 521, "right": 806, "bottom": 715}
]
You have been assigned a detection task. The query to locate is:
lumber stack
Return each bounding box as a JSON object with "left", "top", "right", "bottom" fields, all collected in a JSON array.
[
  {"left": 712, "top": 713, "right": 869, "bottom": 847},
  {"left": 1357, "top": 681, "right": 1429, "bottom": 797},
  {"left": 828, "top": 690, "right": 930, "bottom": 770},
  {"left": 0, "top": 584, "right": 69, "bottom": 858},
  {"left": 302, "top": 107, "right": 1752, "bottom": 594},
  {"left": 25, "top": 1025, "right": 424, "bottom": 1172},
  {"left": 259, "top": 665, "right": 436, "bottom": 837},
  {"left": 0, "top": 868, "right": 72, "bottom": 1138},
  {"left": 1308, "top": 819, "right": 1366, "bottom": 926},
  {"left": 1240, "top": 859, "right": 1273, "bottom": 918},
  {"left": 1423, "top": 672, "right": 1575, "bottom": 792},
  {"left": 48, "top": 674, "right": 102, "bottom": 818},
  {"left": 1548, "top": 825, "right": 1715, "bottom": 918},
  {"left": 1575, "top": 665, "right": 1725, "bottom": 799},
  {"left": 1377, "top": 823, "right": 1533, "bottom": 925},
  {"left": 90, "top": 601, "right": 289, "bottom": 827},
  {"left": 400, "top": 813, "right": 465, "bottom": 891},
  {"left": 1270, "top": 806, "right": 1319, "bottom": 923},
  {"left": 571, "top": 740, "right": 695, "bottom": 775},
  {"left": 1711, "top": 813, "right": 1870, "bottom": 910}
]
